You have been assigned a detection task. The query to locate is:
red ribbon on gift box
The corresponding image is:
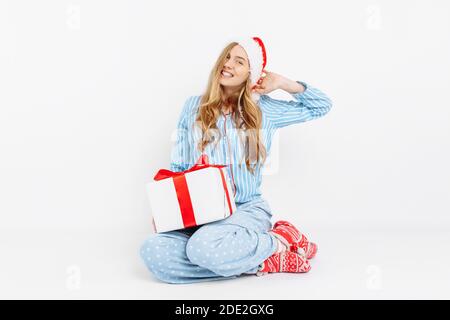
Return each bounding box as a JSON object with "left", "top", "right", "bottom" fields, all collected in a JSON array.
[{"left": 153, "top": 154, "right": 234, "bottom": 229}]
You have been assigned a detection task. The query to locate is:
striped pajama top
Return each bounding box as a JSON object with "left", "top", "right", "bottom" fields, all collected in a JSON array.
[{"left": 170, "top": 80, "right": 333, "bottom": 204}]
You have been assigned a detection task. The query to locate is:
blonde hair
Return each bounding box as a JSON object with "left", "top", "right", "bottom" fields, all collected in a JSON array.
[{"left": 195, "top": 42, "right": 267, "bottom": 175}]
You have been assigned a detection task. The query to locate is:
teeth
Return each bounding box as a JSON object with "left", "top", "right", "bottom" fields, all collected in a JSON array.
[{"left": 222, "top": 71, "right": 233, "bottom": 77}]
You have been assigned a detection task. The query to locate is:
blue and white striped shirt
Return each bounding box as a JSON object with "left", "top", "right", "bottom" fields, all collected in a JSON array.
[{"left": 170, "top": 80, "right": 332, "bottom": 204}]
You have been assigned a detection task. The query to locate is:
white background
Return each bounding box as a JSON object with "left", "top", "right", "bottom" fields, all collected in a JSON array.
[{"left": 1, "top": 0, "right": 449, "bottom": 299}]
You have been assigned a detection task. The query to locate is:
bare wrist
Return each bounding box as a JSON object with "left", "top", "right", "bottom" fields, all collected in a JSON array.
[{"left": 279, "top": 77, "right": 305, "bottom": 94}]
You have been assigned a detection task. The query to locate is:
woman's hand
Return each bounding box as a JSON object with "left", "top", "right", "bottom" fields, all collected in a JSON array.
[
  {"left": 251, "top": 71, "right": 305, "bottom": 95},
  {"left": 251, "top": 70, "right": 284, "bottom": 95}
]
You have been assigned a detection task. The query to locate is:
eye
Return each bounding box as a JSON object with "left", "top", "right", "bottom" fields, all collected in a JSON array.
[{"left": 239, "top": 61, "right": 243, "bottom": 65}]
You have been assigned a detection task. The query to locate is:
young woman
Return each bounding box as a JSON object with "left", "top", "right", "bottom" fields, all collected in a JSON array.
[{"left": 140, "top": 37, "right": 332, "bottom": 284}]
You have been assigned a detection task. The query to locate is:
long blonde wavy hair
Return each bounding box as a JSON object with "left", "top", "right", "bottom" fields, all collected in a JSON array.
[{"left": 195, "top": 42, "right": 267, "bottom": 175}]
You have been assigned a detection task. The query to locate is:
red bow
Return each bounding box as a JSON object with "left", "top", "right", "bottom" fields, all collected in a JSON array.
[{"left": 153, "top": 154, "right": 234, "bottom": 229}]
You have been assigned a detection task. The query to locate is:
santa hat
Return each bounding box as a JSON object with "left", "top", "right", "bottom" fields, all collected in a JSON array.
[{"left": 234, "top": 36, "right": 268, "bottom": 102}]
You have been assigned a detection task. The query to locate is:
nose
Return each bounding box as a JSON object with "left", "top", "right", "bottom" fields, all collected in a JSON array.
[{"left": 223, "top": 61, "right": 235, "bottom": 70}]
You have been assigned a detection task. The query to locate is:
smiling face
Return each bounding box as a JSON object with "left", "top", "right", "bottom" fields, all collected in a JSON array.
[{"left": 219, "top": 44, "right": 250, "bottom": 90}]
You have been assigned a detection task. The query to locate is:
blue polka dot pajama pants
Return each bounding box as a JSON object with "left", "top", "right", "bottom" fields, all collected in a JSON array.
[{"left": 140, "top": 197, "right": 279, "bottom": 284}]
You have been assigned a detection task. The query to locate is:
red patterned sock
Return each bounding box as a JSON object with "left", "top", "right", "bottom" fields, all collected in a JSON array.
[
  {"left": 256, "top": 251, "right": 311, "bottom": 276},
  {"left": 305, "top": 242, "right": 318, "bottom": 259},
  {"left": 269, "top": 231, "right": 290, "bottom": 254},
  {"left": 271, "top": 220, "right": 318, "bottom": 259}
]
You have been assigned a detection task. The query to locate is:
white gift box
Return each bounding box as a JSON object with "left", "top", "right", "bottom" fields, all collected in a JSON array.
[{"left": 146, "top": 156, "right": 236, "bottom": 233}]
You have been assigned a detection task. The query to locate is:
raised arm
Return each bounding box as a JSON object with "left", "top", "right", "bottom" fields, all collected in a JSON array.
[{"left": 258, "top": 80, "right": 333, "bottom": 129}]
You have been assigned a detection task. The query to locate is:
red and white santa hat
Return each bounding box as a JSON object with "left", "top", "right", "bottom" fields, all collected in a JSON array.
[{"left": 234, "top": 36, "right": 268, "bottom": 102}]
